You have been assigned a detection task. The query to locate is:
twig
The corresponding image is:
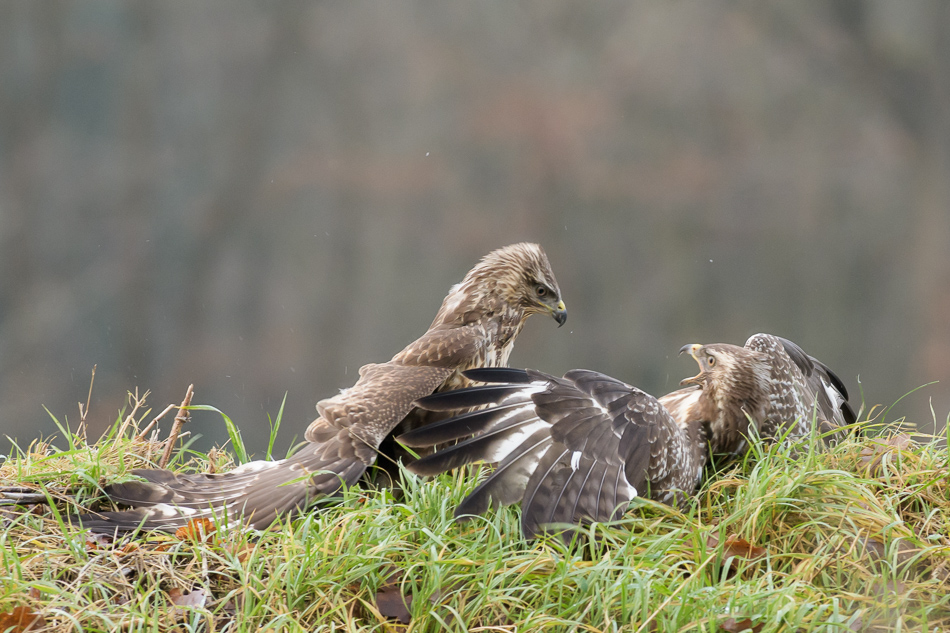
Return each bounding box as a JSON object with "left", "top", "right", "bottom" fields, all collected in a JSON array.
[
  {"left": 114, "top": 388, "right": 150, "bottom": 443},
  {"left": 137, "top": 403, "right": 177, "bottom": 440},
  {"left": 159, "top": 384, "right": 195, "bottom": 469},
  {"left": 77, "top": 365, "right": 96, "bottom": 443}
]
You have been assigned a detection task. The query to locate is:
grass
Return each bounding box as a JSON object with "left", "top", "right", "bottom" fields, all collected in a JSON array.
[{"left": 1, "top": 396, "right": 949, "bottom": 632}]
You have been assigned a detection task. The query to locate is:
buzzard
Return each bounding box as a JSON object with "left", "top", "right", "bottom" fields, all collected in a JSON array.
[
  {"left": 77, "top": 243, "right": 566, "bottom": 533},
  {"left": 678, "top": 333, "right": 856, "bottom": 457},
  {"left": 400, "top": 333, "right": 853, "bottom": 538}
]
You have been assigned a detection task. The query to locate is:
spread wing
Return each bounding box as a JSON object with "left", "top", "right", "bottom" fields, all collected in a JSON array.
[
  {"left": 77, "top": 360, "right": 457, "bottom": 533},
  {"left": 74, "top": 242, "right": 565, "bottom": 534},
  {"left": 402, "top": 368, "right": 706, "bottom": 539},
  {"left": 744, "top": 333, "right": 856, "bottom": 441}
]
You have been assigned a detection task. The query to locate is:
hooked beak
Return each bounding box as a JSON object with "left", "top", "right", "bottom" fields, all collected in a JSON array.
[
  {"left": 679, "top": 343, "right": 702, "bottom": 358},
  {"left": 550, "top": 300, "right": 567, "bottom": 327},
  {"left": 678, "top": 343, "right": 705, "bottom": 386}
]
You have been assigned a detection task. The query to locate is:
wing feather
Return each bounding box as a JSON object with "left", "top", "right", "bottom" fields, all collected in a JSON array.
[{"left": 408, "top": 368, "right": 706, "bottom": 538}]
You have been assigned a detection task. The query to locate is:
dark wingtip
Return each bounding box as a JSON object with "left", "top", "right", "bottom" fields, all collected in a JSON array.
[
  {"left": 399, "top": 404, "right": 522, "bottom": 448},
  {"left": 414, "top": 384, "right": 525, "bottom": 411}
]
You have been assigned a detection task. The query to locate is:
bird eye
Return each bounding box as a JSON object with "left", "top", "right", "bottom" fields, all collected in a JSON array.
[
  {"left": 706, "top": 355, "right": 716, "bottom": 367},
  {"left": 536, "top": 285, "right": 548, "bottom": 297}
]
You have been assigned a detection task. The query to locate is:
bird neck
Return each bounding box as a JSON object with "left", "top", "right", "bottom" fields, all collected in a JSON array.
[{"left": 707, "top": 368, "right": 769, "bottom": 455}]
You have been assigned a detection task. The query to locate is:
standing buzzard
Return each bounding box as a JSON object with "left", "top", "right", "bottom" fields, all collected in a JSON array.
[
  {"left": 400, "top": 333, "right": 853, "bottom": 538},
  {"left": 77, "top": 243, "right": 566, "bottom": 533}
]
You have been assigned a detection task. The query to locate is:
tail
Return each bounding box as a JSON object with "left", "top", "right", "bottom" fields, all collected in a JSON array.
[{"left": 73, "top": 442, "right": 369, "bottom": 534}]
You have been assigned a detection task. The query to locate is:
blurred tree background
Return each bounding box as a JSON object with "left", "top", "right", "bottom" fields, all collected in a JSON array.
[{"left": 2, "top": 1, "right": 948, "bottom": 455}]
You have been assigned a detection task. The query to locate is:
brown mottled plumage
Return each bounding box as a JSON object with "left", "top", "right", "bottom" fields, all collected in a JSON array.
[
  {"left": 76, "top": 243, "right": 565, "bottom": 534},
  {"left": 400, "top": 333, "right": 852, "bottom": 539},
  {"left": 678, "top": 333, "right": 856, "bottom": 457}
]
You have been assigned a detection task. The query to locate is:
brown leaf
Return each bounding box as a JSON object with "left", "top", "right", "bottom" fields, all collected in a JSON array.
[
  {"left": 175, "top": 518, "right": 216, "bottom": 542},
  {"left": 168, "top": 587, "right": 208, "bottom": 609},
  {"left": 720, "top": 618, "right": 763, "bottom": 633},
  {"left": 375, "top": 586, "right": 412, "bottom": 624},
  {"left": 85, "top": 532, "right": 113, "bottom": 551},
  {"left": 707, "top": 534, "right": 768, "bottom": 561},
  {"left": 858, "top": 433, "right": 914, "bottom": 476},
  {"left": 724, "top": 536, "right": 767, "bottom": 560},
  {"left": 0, "top": 606, "right": 47, "bottom": 632},
  {"left": 374, "top": 566, "right": 412, "bottom": 624}
]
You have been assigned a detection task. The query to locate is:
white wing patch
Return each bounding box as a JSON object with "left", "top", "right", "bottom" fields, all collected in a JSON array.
[
  {"left": 621, "top": 477, "right": 638, "bottom": 499},
  {"left": 151, "top": 503, "right": 198, "bottom": 518},
  {"left": 230, "top": 460, "right": 281, "bottom": 475},
  {"left": 822, "top": 377, "right": 843, "bottom": 408},
  {"left": 570, "top": 451, "right": 582, "bottom": 472},
  {"left": 482, "top": 417, "right": 551, "bottom": 463}
]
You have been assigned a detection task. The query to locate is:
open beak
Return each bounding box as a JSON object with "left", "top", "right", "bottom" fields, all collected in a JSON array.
[
  {"left": 550, "top": 300, "right": 567, "bottom": 327},
  {"left": 678, "top": 343, "right": 705, "bottom": 386}
]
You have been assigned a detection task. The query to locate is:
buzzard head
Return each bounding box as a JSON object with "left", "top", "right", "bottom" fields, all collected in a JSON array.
[
  {"left": 434, "top": 242, "right": 567, "bottom": 327},
  {"left": 505, "top": 243, "right": 567, "bottom": 326},
  {"left": 678, "top": 342, "right": 771, "bottom": 453},
  {"left": 679, "top": 343, "right": 769, "bottom": 396}
]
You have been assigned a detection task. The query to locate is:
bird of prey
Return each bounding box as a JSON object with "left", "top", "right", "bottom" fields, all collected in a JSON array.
[
  {"left": 399, "top": 333, "right": 853, "bottom": 539},
  {"left": 677, "top": 333, "right": 856, "bottom": 457},
  {"left": 77, "top": 243, "right": 566, "bottom": 533}
]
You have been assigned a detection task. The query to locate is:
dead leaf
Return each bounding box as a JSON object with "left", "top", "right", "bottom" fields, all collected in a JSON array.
[
  {"left": 0, "top": 606, "right": 47, "bottom": 632},
  {"left": 707, "top": 534, "right": 767, "bottom": 561},
  {"left": 224, "top": 542, "right": 254, "bottom": 563},
  {"left": 374, "top": 566, "right": 412, "bottom": 625},
  {"left": 175, "top": 518, "right": 215, "bottom": 542},
  {"left": 720, "top": 617, "right": 763, "bottom": 633},
  {"left": 858, "top": 433, "right": 914, "bottom": 476},
  {"left": 375, "top": 586, "right": 412, "bottom": 624},
  {"left": 704, "top": 534, "right": 767, "bottom": 580},
  {"left": 27, "top": 588, "right": 40, "bottom": 601},
  {"left": 85, "top": 532, "right": 114, "bottom": 551},
  {"left": 168, "top": 587, "right": 208, "bottom": 609}
]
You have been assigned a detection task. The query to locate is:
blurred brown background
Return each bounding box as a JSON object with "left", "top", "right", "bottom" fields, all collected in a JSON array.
[{"left": 2, "top": 2, "right": 948, "bottom": 456}]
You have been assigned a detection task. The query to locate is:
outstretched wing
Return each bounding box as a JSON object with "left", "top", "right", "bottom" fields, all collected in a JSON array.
[
  {"left": 77, "top": 361, "right": 456, "bottom": 533},
  {"left": 403, "top": 368, "right": 705, "bottom": 539},
  {"left": 744, "top": 333, "right": 855, "bottom": 441},
  {"left": 75, "top": 242, "right": 565, "bottom": 534}
]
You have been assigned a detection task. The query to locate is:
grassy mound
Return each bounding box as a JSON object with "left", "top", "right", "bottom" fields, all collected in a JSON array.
[{"left": 1, "top": 397, "right": 948, "bottom": 632}]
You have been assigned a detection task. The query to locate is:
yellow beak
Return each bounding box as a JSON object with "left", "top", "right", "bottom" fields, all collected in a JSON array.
[
  {"left": 550, "top": 300, "right": 567, "bottom": 327},
  {"left": 678, "top": 344, "right": 705, "bottom": 386}
]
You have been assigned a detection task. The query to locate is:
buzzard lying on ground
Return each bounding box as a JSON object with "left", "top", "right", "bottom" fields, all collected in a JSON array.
[
  {"left": 77, "top": 243, "right": 566, "bottom": 533},
  {"left": 400, "top": 333, "right": 854, "bottom": 538}
]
